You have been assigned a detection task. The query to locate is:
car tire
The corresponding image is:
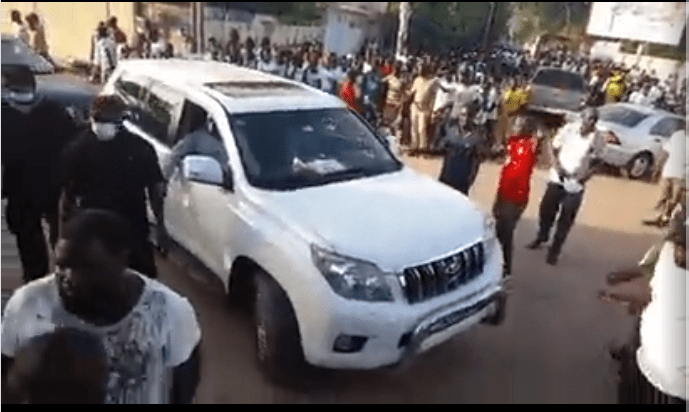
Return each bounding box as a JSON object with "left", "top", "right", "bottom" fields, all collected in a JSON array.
[
  {"left": 482, "top": 292, "right": 507, "bottom": 326},
  {"left": 627, "top": 153, "right": 654, "bottom": 181},
  {"left": 253, "top": 268, "right": 306, "bottom": 384}
]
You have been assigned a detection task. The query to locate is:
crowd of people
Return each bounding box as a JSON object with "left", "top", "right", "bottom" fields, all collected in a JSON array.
[{"left": 2, "top": 15, "right": 687, "bottom": 403}]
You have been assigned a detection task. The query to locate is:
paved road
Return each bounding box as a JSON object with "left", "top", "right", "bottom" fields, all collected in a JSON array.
[{"left": 1, "top": 156, "right": 664, "bottom": 403}]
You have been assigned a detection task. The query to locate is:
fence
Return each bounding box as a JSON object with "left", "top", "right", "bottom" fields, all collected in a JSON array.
[{"left": 204, "top": 16, "right": 324, "bottom": 49}]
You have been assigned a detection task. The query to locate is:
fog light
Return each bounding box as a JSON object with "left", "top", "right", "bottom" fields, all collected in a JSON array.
[{"left": 333, "top": 334, "right": 368, "bottom": 353}]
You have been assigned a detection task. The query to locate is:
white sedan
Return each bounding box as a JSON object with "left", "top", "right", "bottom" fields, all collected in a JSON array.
[{"left": 596, "top": 103, "right": 686, "bottom": 180}]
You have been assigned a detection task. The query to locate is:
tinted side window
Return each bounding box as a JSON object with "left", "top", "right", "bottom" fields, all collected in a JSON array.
[
  {"left": 114, "top": 72, "right": 145, "bottom": 104},
  {"left": 140, "top": 83, "right": 182, "bottom": 147},
  {"left": 533, "top": 70, "right": 584, "bottom": 91},
  {"left": 650, "top": 117, "right": 684, "bottom": 138}
]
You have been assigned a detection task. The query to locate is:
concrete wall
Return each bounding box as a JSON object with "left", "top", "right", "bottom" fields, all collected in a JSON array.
[
  {"left": 591, "top": 40, "right": 686, "bottom": 82},
  {"left": 203, "top": 14, "right": 323, "bottom": 48},
  {"left": 1, "top": 2, "right": 136, "bottom": 64}
]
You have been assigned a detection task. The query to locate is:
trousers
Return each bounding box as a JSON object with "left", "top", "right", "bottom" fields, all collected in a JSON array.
[
  {"left": 411, "top": 105, "right": 431, "bottom": 152},
  {"left": 536, "top": 182, "right": 584, "bottom": 257},
  {"left": 492, "top": 195, "right": 527, "bottom": 275},
  {"left": 654, "top": 177, "right": 686, "bottom": 221},
  {"left": 5, "top": 197, "right": 52, "bottom": 283},
  {"left": 129, "top": 235, "right": 158, "bottom": 279}
]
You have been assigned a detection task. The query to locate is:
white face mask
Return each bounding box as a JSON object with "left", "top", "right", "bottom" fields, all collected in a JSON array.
[{"left": 92, "top": 121, "right": 119, "bottom": 141}]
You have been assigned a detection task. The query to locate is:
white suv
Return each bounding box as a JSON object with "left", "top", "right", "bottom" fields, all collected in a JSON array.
[{"left": 102, "top": 59, "right": 506, "bottom": 381}]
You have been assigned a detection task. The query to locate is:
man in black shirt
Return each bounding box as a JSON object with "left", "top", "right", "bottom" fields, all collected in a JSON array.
[
  {"left": 2, "top": 64, "right": 79, "bottom": 283},
  {"left": 60, "top": 94, "right": 169, "bottom": 279}
]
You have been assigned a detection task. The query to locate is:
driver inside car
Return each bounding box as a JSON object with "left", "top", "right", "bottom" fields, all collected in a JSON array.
[{"left": 163, "top": 115, "right": 230, "bottom": 184}]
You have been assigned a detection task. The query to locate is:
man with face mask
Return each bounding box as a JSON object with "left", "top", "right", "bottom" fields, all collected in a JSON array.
[
  {"left": 60, "top": 95, "right": 169, "bottom": 279},
  {"left": 2, "top": 65, "right": 80, "bottom": 283},
  {"left": 527, "top": 107, "right": 606, "bottom": 265}
]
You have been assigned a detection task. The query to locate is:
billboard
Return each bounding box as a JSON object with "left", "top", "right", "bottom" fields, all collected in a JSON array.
[{"left": 587, "top": 2, "right": 687, "bottom": 46}]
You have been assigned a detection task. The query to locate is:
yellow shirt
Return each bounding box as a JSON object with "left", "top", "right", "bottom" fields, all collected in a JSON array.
[
  {"left": 607, "top": 81, "right": 624, "bottom": 102},
  {"left": 503, "top": 88, "right": 522, "bottom": 114}
]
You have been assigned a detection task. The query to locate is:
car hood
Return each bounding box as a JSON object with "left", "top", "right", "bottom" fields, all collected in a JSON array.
[{"left": 249, "top": 168, "right": 487, "bottom": 271}]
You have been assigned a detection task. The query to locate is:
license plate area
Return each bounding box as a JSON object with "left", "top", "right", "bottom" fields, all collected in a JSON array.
[{"left": 426, "top": 295, "right": 495, "bottom": 336}]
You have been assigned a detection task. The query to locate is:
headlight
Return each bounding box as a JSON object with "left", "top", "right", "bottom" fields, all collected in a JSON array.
[
  {"left": 311, "top": 245, "right": 394, "bottom": 302},
  {"left": 483, "top": 215, "right": 496, "bottom": 240},
  {"left": 483, "top": 215, "right": 498, "bottom": 257}
]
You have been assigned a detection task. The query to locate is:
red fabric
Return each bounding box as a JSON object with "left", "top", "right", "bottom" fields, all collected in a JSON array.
[
  {"left": 381, "top": 64, "right": 393, "bottom": 77},
  {"left": 497, "top": 134, "right": 538, "bottom": 206},
  {"left": 340, "top": 81, "right": 360, "bottom": 113}
]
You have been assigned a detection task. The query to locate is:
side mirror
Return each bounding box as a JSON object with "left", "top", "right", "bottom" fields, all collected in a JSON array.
[{"left": 182, "top": 155, "right": 229, "bottom": 189}]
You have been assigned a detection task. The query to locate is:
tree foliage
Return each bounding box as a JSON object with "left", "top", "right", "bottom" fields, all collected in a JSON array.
[{"left": 388, "top": 2, "right": 511, "bottom": 53}]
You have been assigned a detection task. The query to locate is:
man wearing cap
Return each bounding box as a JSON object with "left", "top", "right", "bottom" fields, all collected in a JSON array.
[
  {"left": 59, "top": 95, "right": 169, "bottom": 279},
  {"left": 527, "top": 107, "right": 606, "bottom": 265}
]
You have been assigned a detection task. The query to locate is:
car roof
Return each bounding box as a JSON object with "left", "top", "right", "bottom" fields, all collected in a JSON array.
[
  {"left": 117, "top": 59, "right": 345, "bottom": 114},
  {"left": 604, "top": 102, "right": 683, "bottom": 119}
]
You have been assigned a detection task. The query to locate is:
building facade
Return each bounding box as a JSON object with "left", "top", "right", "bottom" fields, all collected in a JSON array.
[
  {"left": 323, "top": 2, "right": 388, "bottom": 57},
  {"left": 2, "top": 2, "right": 136, "bottom": 65}
]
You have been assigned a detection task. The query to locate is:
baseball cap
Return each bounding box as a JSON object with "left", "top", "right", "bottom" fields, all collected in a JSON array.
[{"left": 90, "top": 95, "right": 128, "bottom": 123}]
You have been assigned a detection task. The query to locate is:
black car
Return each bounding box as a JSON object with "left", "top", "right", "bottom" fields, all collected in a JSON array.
[{"left": 2, "top": 35, "right": 98, "bottom": 125}]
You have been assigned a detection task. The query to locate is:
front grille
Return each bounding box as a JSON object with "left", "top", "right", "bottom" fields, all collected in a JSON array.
[{"left": 398, "top": 242, "right": 485, "bottom": 305}]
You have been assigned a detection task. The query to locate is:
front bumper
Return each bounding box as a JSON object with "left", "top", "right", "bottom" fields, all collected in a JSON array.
[{"left": 300, "top": 247, "right": 505, "bottom": 370}]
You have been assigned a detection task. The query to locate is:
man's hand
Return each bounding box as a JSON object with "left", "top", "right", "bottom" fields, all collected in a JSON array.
[{"left": 156, "top": 221, "right": 171, "bottom": 257}]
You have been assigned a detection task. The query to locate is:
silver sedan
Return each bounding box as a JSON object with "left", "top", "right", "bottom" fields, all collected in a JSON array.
[{"left": 596, "top": 103, "right": 685, "bottom": 180}]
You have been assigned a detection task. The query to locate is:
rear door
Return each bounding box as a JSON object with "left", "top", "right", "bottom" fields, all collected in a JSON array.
[{"left": 121, "top": 79, "right": 186, "bottom": 244}]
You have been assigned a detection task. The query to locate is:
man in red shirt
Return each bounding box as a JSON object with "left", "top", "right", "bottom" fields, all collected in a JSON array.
[
  {"left": 380, "top": 58, "right": 393, "bottom": 77},
  {"left": 492, "top": 115, "right": 539, "bottom": 279}
]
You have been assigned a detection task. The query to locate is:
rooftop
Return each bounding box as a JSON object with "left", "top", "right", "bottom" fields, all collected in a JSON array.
[{"left": 118, "top": 59, "right": 345, "bottom": 114}]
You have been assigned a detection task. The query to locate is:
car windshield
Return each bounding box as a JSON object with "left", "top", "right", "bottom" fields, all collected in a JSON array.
[
  {"left": 1, "top": 38, "right": 53, "bottom": 74},
  {"left": 533, "top": 69, "right": 584, "bottom": 91},
  {"left": 229, "top": 108, "right": 403, "bottom": 191},
  {"left": 599, "top": 106, "right": 650, "bottom": 128}
]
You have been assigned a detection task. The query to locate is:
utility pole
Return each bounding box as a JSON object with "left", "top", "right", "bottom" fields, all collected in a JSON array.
[
  {"left": 191, "top": 2, "right": 205, "bottom": 54},
  {"left": 396, "top": 2, "right": 412, "bottom": 61},
  {"left": 482, "top": 2, "right": 496, "bottom": 50}
]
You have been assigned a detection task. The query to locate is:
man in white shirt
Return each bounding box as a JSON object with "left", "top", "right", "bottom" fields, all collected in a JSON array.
[
  {"left": 644, "top": 129, "right": 686, "bottom": 227},
  {"left": 92, "top": 24, "right": 117, "bottom": 84},
  {"left": 319, "top": 54, "right": 338, "bottom": 95},
  {"left": 527, "top": 107, "right": 606, "bottom": 265},
  {"left": 629, "top": 83, "right": 653, "bottom": 106},
  {"left": 1, "top": 209, "right": 202, "bottom": 404}
]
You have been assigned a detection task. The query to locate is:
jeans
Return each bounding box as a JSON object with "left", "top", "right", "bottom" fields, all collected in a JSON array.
[
  {"left": 492, "top": 195, "right": 526, "bottom": 275},
  {"left": 536, "top": 182, "right": 584, "bottom": 258}
]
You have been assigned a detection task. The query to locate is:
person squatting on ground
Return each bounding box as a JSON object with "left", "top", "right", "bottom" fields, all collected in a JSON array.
[
  {"left": 1, "top": 209, "right": 202, "bottom": 404},
  {"left": 603, "top": 199, "right": 686, "bottom": 404},
  {"left": 643, "top": 129, "right": 686, "bottom": 228},
  {"left": 492, "top": 115, "right": 540, "bottom": 279},
  {"left": 60, "top": 95, "right": 170, "bottom": 279},
  {"left": 527, "top": 107, "right": 606, "bottom": 265}
]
